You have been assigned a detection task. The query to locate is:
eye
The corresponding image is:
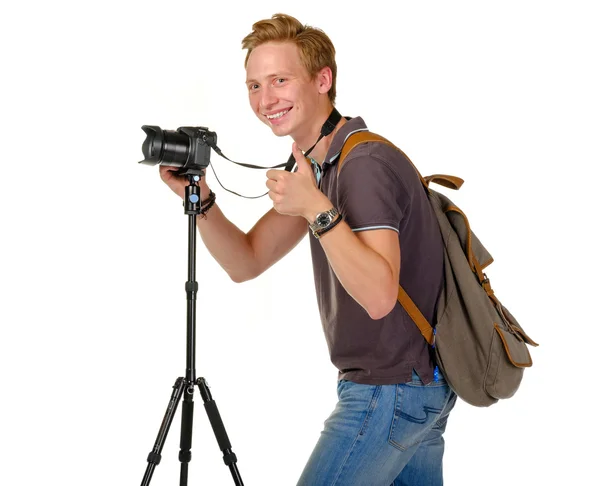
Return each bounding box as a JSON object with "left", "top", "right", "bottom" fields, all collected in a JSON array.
[
  {"left": 248, "top": 83, "right": 260, "bottom": 92},
  {"left": 274, "top": 78, "right": 286, "bottom": 85}
]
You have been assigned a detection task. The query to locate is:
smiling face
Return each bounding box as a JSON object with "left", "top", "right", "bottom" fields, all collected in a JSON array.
[{"left": 245, "top": 41, "right": 332, "bottom": 146}]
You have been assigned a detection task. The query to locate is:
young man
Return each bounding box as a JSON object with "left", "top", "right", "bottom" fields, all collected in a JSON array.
[{"left": 160, "top": 13, "right": 457, "bottom": 486}]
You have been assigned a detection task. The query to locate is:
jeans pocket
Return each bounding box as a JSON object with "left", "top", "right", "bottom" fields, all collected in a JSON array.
[{"left": 388, "top": 382, "right": 451, "bottom": 451}]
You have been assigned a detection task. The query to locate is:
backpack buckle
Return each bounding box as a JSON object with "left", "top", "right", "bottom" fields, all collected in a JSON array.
[{"left": 482, "top": 273, "right": 494, "bottom": 296}]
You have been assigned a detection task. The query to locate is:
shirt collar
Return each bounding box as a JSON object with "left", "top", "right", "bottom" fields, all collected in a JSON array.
[{"left": 323, "top": 116, "right": 369, "bottom": 166}]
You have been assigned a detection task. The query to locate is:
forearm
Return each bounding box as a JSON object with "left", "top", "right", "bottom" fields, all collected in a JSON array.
[
  {"left": 300, "top": 191, "right": 397, "bottom": 319},
  {"left": 318, "top": 221, "right": 398, "bottom": 319},
  {"left": 196, "top": 203, "right": 257, "bottom": 283}
]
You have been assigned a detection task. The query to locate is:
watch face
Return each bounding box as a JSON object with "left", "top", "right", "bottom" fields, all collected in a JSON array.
[{"left": 316, "top": 213, "right": 332, "bottom": 227}]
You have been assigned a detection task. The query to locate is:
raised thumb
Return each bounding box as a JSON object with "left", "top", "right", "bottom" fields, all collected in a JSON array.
[{"left": 293, "top": 142, "right": 311, "bottom": 172}]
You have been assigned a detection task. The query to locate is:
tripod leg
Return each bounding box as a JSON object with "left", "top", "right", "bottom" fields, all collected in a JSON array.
[
  {"left": 141, "top": 377, "right": 186, "bottom": 486},
  {"left": 198, "top": 378, "right": 244, "bottom": 486},
  {"left": 179, "top": 383, "right": 195, "bottom": 486}
]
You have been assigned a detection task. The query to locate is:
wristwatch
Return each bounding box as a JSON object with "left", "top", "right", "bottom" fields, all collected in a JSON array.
[{"left": 309, "top": 207, "right": 339, "bottom": 236}]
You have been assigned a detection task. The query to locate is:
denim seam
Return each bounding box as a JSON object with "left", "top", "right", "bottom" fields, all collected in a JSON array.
[
  {"left": 405, "top": 381, "right": 447, "bottom": 388},
  {"left": 434, "top": 390, "right": 456, "bottom": 430},
  {"left": 389, "top": 385, "right": 453, "bottom": 451},
  {"left": 389, "top": 385, "right": 410, "bottom": 451},
  {"left": 331, "top": 385, "right": 382, "bottom": 485}
]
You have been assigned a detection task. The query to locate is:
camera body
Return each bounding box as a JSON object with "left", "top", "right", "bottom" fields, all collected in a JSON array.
[{"left": 139, "top": 125, "right": 218, "bottom": 176}]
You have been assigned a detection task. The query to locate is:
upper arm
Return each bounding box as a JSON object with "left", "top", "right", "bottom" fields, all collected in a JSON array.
[
  {"left": 355, "top": 228, "right": 400, "bottom": 285},
  {"left": 245, "top": 208, "right": 308, "bottom": 279},
  {"left": 337, "top": 149, "right": 409, "bottom": 234},
  {"left": 337, "top": 146, "right": 408, "bottom": 288}
]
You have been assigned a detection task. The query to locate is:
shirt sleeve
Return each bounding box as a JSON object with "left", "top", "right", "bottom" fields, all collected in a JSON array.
[{"left": 336, "top": 150, "right": 410, "bottom": 233}]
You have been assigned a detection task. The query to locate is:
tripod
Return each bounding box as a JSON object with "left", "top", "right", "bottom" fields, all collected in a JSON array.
[{"left": 141, "top": 173, "right": 243, "bottom": 486}]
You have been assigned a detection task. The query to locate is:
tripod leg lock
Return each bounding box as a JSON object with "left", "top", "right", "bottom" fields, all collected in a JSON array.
[
  {"left": 185, "top": 282, "right": 199, "bottom": 293},
  {"left": 223, "top": 451, "right": 237, "bottom": 467},
  {"left": 179, "top": 450, "right": 192, "bottom": 463},
  {"left": 147, "top": 451, "right": 162, "bottom": 465}
]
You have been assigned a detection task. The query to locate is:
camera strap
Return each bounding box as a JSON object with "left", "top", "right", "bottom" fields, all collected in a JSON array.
[
  {"left": 206, "top": 107, "right": 342, "bottom": 198},
  {"left": 283, "top": 107, "right": 342, "bottom": 172},
  {"left": 208, "top": 107, "right": 341, "bottom": 172}
]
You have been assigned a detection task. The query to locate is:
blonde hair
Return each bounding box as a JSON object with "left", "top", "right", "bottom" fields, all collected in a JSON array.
[{"left": 241, "top": 13, "right": 337, "bottom": 104}]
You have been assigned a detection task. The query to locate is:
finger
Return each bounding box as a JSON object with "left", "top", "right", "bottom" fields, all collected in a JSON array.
[
  {"left": 160, "top": 165, "right": 178, "bottom": 173},
  {"left": 159, "top": 166, "right": 180, "bottom": 179},
  {"left": 159, "top": 166, "right": 175, "bottom": 180},
  {"left": 265, "top": 179, "right": 278, "bottom": 192},
  {"left": 266, "top": 169, "right": 281, "bottom": 181},
  {"left": 292, "top": 142, "right": 311, "bottom": 172}
]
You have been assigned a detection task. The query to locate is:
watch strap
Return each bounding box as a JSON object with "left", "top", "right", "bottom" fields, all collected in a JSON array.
[
  {"left": 309, "top": 207, "right": 339, "bottom": 233},
  {"left": 314, "top": 214, "right": 343, "bottom": 239}
]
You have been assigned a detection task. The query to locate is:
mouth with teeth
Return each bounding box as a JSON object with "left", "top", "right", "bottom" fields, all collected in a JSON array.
[{"left": 264, "top": 108, "right": 292, "bottom": 124}]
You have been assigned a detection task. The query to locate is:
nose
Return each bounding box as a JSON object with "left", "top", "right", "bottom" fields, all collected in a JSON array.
[{"left": 259, "top": 85, "right": 278, "bottom": 111}]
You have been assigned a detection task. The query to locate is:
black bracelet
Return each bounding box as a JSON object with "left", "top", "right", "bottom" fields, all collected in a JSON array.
[
  {"left": 199, "top": 191, "right": 216, "bottom": 219},
  {"left": 315, "top": 215, "right": 343, "bottom": 239},
  {"left": 201, "top": 190, "right": 215, "bottom": 206}
]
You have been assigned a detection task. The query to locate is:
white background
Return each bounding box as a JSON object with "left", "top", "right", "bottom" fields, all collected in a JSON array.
[{"left": 1, "top": 1, "right": 598, "bottom": 485}]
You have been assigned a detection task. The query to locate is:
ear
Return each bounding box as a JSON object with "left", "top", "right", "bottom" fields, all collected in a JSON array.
[{"left": 315, "top": 66, "right": 333, "bottom": 95}]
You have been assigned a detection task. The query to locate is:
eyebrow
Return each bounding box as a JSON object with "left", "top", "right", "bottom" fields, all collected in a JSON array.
[{"left": 245, "top": 72, "right": 293, "bottom": 84}]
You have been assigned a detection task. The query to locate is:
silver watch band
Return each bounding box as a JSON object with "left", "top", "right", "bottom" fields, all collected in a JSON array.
[{"left": 309, "top": 207, "right": 339, "bottom": 234}]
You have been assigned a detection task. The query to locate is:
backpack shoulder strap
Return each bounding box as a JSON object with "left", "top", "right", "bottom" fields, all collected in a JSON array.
[
  {"left": 397, "top": 286, "right": 435, "bottom": 346},
  {"left": 337, "top": 131, "right": 395, "bottom": 174},
  {"left": 337, "top": 131, "right": 464, "bottom": 191},
  {"left": 336, "top": 130, "right": 440, "bottom": 346}
]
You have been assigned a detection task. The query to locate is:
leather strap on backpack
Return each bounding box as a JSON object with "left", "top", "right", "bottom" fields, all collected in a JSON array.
[
  {"left": 337, "top": 131, "right": 464, "bottom": 192},
  {"left": 337, "top": 130, "right": 462, "bottom": 347},
  {"left": 397, "top": 286, "right": 435, "bottom": 346}
]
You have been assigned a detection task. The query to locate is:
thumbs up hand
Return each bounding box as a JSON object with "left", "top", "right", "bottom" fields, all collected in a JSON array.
[{"left": 265, "top": 142, "right": 330, "bottom": 219}]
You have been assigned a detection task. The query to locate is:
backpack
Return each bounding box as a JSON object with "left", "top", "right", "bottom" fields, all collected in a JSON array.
[{"left": 337, "top": 131, "right": 539, "bottom": 407}]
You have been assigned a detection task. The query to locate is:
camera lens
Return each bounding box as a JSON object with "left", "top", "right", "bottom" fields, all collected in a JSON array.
[
  {"left": 161, "top": 130, "right": 191, "bottom": 167},
  {"left": 139, "top": 125, "right": 191, "bottom": 168}
]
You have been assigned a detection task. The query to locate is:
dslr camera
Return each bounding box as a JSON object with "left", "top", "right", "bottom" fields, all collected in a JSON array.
[{"left": 139, "top": 125, "right": 217, "bottom": 176}]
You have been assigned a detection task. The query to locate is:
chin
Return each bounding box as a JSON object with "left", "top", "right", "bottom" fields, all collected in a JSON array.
[
  {"left": 272, "top": 128, "right": 292, "bottom": 138},
  {"left": 269, "top": 123, "right": 293, "bottom": 138}
]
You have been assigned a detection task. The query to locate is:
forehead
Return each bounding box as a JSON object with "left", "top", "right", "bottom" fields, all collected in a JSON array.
[{"left": 245, "top": 41, "right": 307, "bottom": 81}]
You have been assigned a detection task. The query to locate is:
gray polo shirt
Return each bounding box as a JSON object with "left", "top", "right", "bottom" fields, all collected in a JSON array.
[{"left": 309, "top": 117, "right": 444, "bottom": 385}]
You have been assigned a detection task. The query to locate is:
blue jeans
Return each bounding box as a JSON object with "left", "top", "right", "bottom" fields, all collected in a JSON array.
[{"left": 297, "top": 370, "right": 457, "bottom": 486}]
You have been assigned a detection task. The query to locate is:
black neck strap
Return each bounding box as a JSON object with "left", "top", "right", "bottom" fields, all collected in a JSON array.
[{"left": 284, "top": 107, "right": 342, "bottom": 172}]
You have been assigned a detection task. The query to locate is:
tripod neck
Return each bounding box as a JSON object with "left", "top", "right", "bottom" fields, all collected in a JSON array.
[{"left": 184, "top": 175, "right": 202, "bottom": 215}]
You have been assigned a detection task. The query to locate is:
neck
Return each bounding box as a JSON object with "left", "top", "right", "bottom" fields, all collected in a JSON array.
[{"left": 295, "top": 106, "right": 346, "bottom": 167}]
